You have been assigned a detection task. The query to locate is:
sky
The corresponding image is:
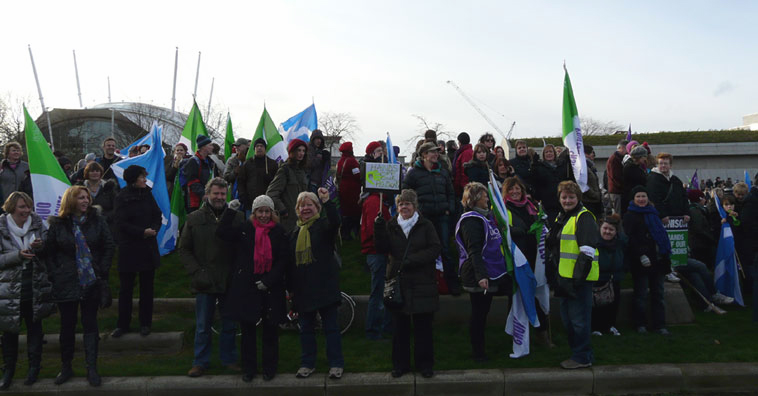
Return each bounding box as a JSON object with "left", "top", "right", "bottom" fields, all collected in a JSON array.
[{"left": 2, "top": 0, "right": 756, "bottom": 154}]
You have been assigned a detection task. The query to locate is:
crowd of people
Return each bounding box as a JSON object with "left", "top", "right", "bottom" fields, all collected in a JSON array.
[{"left": 0, "top": 128, "right": 756, "bottom": 388}]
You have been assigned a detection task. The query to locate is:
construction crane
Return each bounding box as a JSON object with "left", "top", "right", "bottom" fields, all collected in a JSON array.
[{"left": 446, "top": 80, "right": 515, "bottom": 141}]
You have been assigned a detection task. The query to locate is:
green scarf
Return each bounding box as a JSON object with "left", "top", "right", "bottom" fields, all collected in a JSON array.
[{"left": 295, "top": 213, "right": 320, "bottom": 266}]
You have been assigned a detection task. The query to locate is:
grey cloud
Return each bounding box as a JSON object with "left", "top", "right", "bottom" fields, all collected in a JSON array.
[{"left": 713, "top": 81, "right": 735, "bottom": 97}]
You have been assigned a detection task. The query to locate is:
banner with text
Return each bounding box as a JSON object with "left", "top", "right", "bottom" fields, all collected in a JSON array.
[
  {"left": 363, "top": 162, "right": 402, "bottom": 194},
  {"left": 665, "top": 216, "right": 688, "bottom": 267}
]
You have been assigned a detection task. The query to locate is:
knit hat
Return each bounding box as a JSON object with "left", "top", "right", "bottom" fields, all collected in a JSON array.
[
  {"left": 339, "top": 142, "right": 353, "bottom": 153},
  {"left": 630, "top": 185, "right": 648, "bottom": 197},
  {"left": 687, "top": 189, "right": 705, "bottom": 203},
  {"left": 642, "top": 141, "right": 651, "bottom": 154},
  {"left": 287, "top": 138, "right": 307, "bottom": 153},
  {"left": 626, "top": 140, "right": 639, "bottom": 153},
  {"left": 84, "top": 152, "right": 96, "bottom": 162},
  {"left": 630, "top": 146, "right": 647, "bottom": 158},
  {"left": 196, "top": 135, "right": 212, "bottom": 149},
  {"left": 457, "top": 132, "right": 470, "bottom": 145},
  {"left": 252, "top": 195, "right": 275, "bottom": 212},
  {"left": 417, "top": 142, "right": 441, "bottom": 156},
  {"left": 123, "top": 165, "right": 146, "bottom": 185},
  {"left": 365, "top": 141, "right": 382, "bottom": 155},
  {"left": 253, "top": 138, "right": 267, "bottom": 148},
  {"left": 234, "top": 137, "right": 250, "bottom": 146}
]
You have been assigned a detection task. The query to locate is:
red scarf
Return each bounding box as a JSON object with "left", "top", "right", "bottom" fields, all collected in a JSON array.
[
  {"left": 253, "top": 219, "right": 276, "bottom": 274},
  {"left": 505, "top": 195, "right": 538, "bottom": 216}
]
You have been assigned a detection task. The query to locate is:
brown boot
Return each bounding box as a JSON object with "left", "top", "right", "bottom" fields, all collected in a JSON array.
[
  {"left": 187, "top": 366, "right": 205, "bottom": 377},
  {"left": 534, "top": 330, "right": 556, "bottom": 348}
]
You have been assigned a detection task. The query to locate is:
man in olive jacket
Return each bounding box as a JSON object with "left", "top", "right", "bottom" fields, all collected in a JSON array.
[{"left": 179, "top": 178, "right": 244, "bottom": 378}]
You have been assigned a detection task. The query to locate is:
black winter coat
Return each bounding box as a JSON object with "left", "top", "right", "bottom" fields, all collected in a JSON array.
[
  {"left": 374, "top": 215, "right": 440, "bottom": 314},
  {"left": 286, "top": 200, "right": 341, "bottom": 313},
  {"left": 114, "top": 186, "right": 162, "bottom": 272},
  {"left": 622, "top": 161, "right": 647, "bottom": 211},
  {"left": 646, "top": 169, "right": 689, "bottom": 218},
  {"left": 82, "top": 179, "right": 119, "bottom": 239},
  {"left": 237, "top": 156, "right": 278, "bottom": 209},
  {"left": 463, "top": 159, "right": 489, "bottom": 186},
  {"left": 217, "top": 209, "right": 287, "bottom": 324},
  {"left": 46, "top": 208, "right": 115, "bottom": 302},
  {"left": 510, "top": 154, "right": 533, "bottom": 190},
  {"left": 402, "top": 161, "right": 455, "bottom": 217},
  {"left": 622, "top": 209, "right": 670, "bottom": 275},
  {"left": 506, "top": 202, "right": 538, "bottom": 266},
  {"left": 530, "top": 161, "right": 561, "bottom": 215}
]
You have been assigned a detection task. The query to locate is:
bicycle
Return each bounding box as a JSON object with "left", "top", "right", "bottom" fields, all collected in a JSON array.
[{"left": 281, "top": 291, "right": 355, "bottom": 335}]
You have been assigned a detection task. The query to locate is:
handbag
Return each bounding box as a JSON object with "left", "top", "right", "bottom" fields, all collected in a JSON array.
[
  {"left": 383, "top": 238, "right": 411, "bottom": 310},
  {"left": 592, "top": 275, "right": 615, "bottom": 308}
]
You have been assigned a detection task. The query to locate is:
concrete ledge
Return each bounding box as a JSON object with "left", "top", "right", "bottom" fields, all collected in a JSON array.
[
  {"left": 593, "top": 364, "right": 682, "bottom": 395},
  {"left": 416, "top": 369, "right": 503, "bottom": 396},
  {"left": 57, "top": 376, "right": 147, "bottom": 396},
  {"left": 679, "top": 362, "right": 758, "bottom": 393},
  {"left": 327, "top": 372, "right": 413, "bottom": 396},
  {"left": 505, "top": 367, "right": 593, "bottom": 395},
  {"left": 238, "top": 373, "right": 325, "bottom": 396},
  {"left": 147, "top": 375, "right": 242, "bottom": 396},
  {"left": 19, "top": 331, "right": 184, "bottom": 354}
]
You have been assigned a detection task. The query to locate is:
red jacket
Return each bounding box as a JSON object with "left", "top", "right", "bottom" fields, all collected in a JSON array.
[
  {"left": 360, "top": 193, "right": 390, "bottom": 254},
  {"left": 337, "top": 153, "right": 362, "bottom": 217},
  {"left": 606, "top": 151, "right": 624, "bottom": 194},
  {"left": 454, "top": 144, "right": 473, "bottom": 196}
]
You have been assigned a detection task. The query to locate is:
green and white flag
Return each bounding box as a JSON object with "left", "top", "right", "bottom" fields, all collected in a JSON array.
[
  {"left": 23, "top": 106, "right": 71, "bottom": 223},
  {"left": 248, "top": 107, "right": 287, "bottom": 162},
  {"left": 178, "top": 101, "right": 208, "bottom": 153},
  {"left": 562, "top": 65, "right": 589, "bottom": 192},
  {"left": 169, "top": 177, "right": 186, "bottom": 236},
  {"left": 224, "top": 113, "right": 235, "bottom": 161}
]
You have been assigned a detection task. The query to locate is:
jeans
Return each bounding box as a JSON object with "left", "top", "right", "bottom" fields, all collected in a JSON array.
[
  {"left": 298, "top": 303, "right": 344, "bottom": 369},
  {"left": 365, "top": 254, "right": 392, "bottom": 339},
  {"left": 58, "top": 287, "right": 99, "bottom": 364},
  {"left": 117, "top": 270, "right": 155, "bottom": 329},
  {"left": 632, "top": 271, "right": 666, "bottom": 330},
  {"left": 392, "top": 312, "right": 434, "bottom": 372},
  {"left": 193, "top": 293, "right": 237, "bottom": 368},
  {"left": 676, "top": 259, "right": 716, "bottom": 304},
  {"left": 559, "top": 281, "right": 593, "bottom": 364},
  {"left": 427, "top": 214, "right": 459, "bottom": 290}
]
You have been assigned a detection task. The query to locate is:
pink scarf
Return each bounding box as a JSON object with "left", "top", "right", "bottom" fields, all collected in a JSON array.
[
  {"left": 253, "top": 219, "right": 276, "bottom": 274},
  {"left": 505, "top": 195, "right": 538, "bottom": 216}
]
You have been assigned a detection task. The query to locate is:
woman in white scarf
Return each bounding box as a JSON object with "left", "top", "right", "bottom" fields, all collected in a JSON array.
[{"left": 0, "top": 192, "right": 55, "bottom": 388}]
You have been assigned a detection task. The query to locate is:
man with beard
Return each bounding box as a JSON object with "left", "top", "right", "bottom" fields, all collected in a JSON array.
[{"left": 180, "top": 177, "right": 245, "bottom": 377}]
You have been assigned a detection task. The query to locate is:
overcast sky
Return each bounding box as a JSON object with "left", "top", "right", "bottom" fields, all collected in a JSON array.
[{"left": 2, "top": 0, "right": 756, "bottom": 153}]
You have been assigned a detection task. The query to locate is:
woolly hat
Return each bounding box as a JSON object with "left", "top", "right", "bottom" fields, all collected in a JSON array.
[
  {"left": 339, "top": 142, "right": 353, "bottom": 153},
  {"left": 84, "top": 152, "right": 96, "bottom": 162},
  {"left": 253, "top": 138, "right": 267, "bottom": 148},
  {"left": 287, "top": 138, "right": 307, "bottom": 153},
  {"left": 252, "top": 195, "right": 275, "bottom": 212},
  {"left": 123, "top": 165, "right": 146, "bottom": 185},
  {"left": 642, "top": 141, "right": 651, "bottom": 154},
  {"left": 630, "top": 185, "right": 648, "bottom": 197},
  {"left": 687, "top": 189, "right": 705, "bottom": 203},
  {"left": 234, "top": 137, "right": 250, "bottom": 146},
  {"left": 625, "top": 140, "right": 639, "bottom": 153},
  {"left": 196, "top": 135, "right": 212, "bottom": 149},
  {"left": 457, "top": 132, "right": 470, "bottom": 145},
  {"left": 630, "top": 146, "right": 648, "bottom": 158},
  {"left": 365, "top": 141, "right": 382, "bottom": 155}
]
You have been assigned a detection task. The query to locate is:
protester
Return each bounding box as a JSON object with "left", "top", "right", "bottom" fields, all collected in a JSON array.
[
  {"left": 0, "top": 142, "right": 32, "bottom": 204},
  {"left": 445, "top": 140, "right": 458, "bottom": 166},
  {"left": 306, "top": 129, "right": 330, "bottom": 192},
  {"left": 510, "top": 140, "right": 533, "bottom": 192},
  {"left": 288, "top": 189, "right": 343, "bottom": 379},
  {"left": 95, "top": 137, "right": 121, "bottom": 182},
  {"left": 623, "top": 185, "right": 672, "bottom": 335},
  {"left": 79, "top": 162, "right": 118, "bottom": 239},
  {"left": 0, "top": 192, "right": 55, "bottom": 388},
  {"left": 677, "top": 258, "right": 733, "bottom": 314},
  {"left": 591, "top": 214, "right": 626, "bottom": 336},
  {"left": 46, "top": 185, "right": 115, "bottom": 386},
  {"left": 267, "top": 139, "right": 308, "bottom": 232},
  {"left": 531, "top": 144, "right": 561, "bottom": 223},
  {"left": 621, "top": 146, "right": 648, "bottom": 214},
  {"left": 478, "top": 133, "right": 497, "bottom": 166},
  {"left": 375, "top": 189, "right": 440, "bottom": 378},
  {"left": 463, "top": 143, "right": 490, "bottom": 186},
  {"left": 687, "top": 189, "right": 716, "bottom": 266},
  {"left": 436, "top": 140, "right": 452, "bottom": 172},
  {"left": 456, "top": 182, "right": 509, "bottom": 363},
  {"left": 183, "top": 135, "right": 219, "bottom": 213},
  {"left": 111, "top": 165, "right": 161, "bottom": 339},
  {"left": 165, "top": 143, "right": 190, "bottom": 189},
  {"left": 222, "top": 138, "right": 250, "bottom": 187},
  {"left": 217, "top": 195, "right": 285, "bottom": 382},
  {"left": 605, "top": 140, "right": 628, "bottom": 214},
  {"left": 209, "top": 143, "right": 226, "bottom": 175},
  {"left": 452, "top": 132, "right": 473, "bottom": 198},
  {"left": 70, "top": 153, "right": 97, "bottom": 185},
  {"left": 546, "top": 181, "right": 598, "bottom": 369},
  {"left": 583, "top": 145, "right": 603, "bottom": 219},
  {"left": 739, "top": 174, "right": 758, "bottom": 320},
  {"left": 495, "top": 146, "right": 505, "bottom": 160},
  {"left": 493, "top": 157, "right": 515, "bottom": 190},
  {"left": 336, "top": 142, "right": 362, "bottom": 240},
  {"left": 403, "top": 142, "right": 460, "bottom": 295},
  {"left": 179, "top": 177, "right": 243, "bottom": 378},
  {"left": 238, "top": 138, "right": 278, "bottom": 213}
]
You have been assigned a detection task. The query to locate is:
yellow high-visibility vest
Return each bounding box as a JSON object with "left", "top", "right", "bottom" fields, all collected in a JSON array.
[{"left": 558, "top": 208, "right": 599, "bottom": 281}]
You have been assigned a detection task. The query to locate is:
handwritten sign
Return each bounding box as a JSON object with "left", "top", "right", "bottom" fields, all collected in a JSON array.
[{"left": 363, "top": 162, "right": 401, "bottom": 193}]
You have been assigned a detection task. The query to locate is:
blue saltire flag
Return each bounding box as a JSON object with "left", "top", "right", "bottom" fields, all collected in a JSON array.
[
  {"left": 111, "top": 122, "right": 175, "bottom": 255},
  {"left": 745, "top": 170, "right": 752, "bottom": 189},
  {"left": 712, "top": 193, "right": 744, "bottom": 306},
  {"left": 626, "top": 123, "right": 632, "bottom": 142},
  {"left": 386, "top": 132, "right": 398, "bottom": 164},
  {"left": 279, "top": 103, "right": 317, "bottom": 146},
  {"left": 691, "top": 169, "right": 699, "bottom": 190},
  {"left": 119, "top": 134, "right": 151, "bottom": 158}
]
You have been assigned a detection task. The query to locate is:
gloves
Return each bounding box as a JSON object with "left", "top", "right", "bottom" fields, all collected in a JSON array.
[
  {"left": 229, "top": 199, "right": 241, "bottom": 211},
  {"left": 640, "top": 255, "right": 652, "bottom": 268},
  {"left": 256, "top": 280, "right": 268, "bottom": 291}
]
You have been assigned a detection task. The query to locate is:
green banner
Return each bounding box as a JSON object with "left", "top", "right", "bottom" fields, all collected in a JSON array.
[{"left": 665, "top": 216, "right": 688, "bottom": 267}]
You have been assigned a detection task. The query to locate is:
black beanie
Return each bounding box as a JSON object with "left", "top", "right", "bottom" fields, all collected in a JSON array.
[
  {"left": 630, "top": 185, "right": 648, "bottom": 197},
  {"left": 124, "top": 165, "right": 146, "bottom": 185},
  {"left": 457, "top": 132, "right": 470, "bottom": 145}
]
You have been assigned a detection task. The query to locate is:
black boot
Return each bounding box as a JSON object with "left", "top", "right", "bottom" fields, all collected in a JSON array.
[
  {"left": 83, "top": 333, "right": 101, "bottom": 386},
  {"left": 24, "top": 329, "right": 43, "bottom": 386},
  {"left": 54, "top": 362, "right": 73, "bottom": 385},
  {"left": 23, "top": 367, "right": 39, "bottom": 386},
  {"left": 0, "top": 364, "right": 14, "bottom": 390},
  {"left": 0, "top": 332, "right": 18, "bottom": 390}
]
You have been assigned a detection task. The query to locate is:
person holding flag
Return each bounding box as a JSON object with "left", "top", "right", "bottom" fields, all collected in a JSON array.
[
  {"left": 546, "top": 181, "right": 599, "bottom": 369},
  {"left": 266, "top": 139, "right": 309, "bottom": 232},
  {"left": 183, "top": 135, "right": 219, "bottom": 214}
]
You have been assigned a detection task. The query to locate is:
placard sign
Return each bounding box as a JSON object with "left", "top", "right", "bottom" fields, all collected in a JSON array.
[
  {"left": 363, "top": 162, "right": 402, "bottom": 194},
  {"left": 664, "top": 216, "right": 688, "bottom": 267}
]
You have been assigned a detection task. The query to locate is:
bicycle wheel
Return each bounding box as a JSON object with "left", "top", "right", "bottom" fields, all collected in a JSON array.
[{"left": 337, "top": 292, "right": 355, "bottom": 334}]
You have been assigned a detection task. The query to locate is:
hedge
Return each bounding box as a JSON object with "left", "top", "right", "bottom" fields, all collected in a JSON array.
[{"left": 516, "top": 130, "right": 758, "bottom": 148}]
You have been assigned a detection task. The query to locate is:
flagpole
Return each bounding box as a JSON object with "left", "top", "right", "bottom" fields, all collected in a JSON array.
[
  {"left": 107, "top": 76, "right": 112, "bottom": 103},
  {"left": 193, "top": 51, "right": 201, "bottom": 100},
  {"left": 206, "top": 77, "right": 214, "bottom": 115},
  {"left": 171, "top": 47, "right": 178, "bottom": 113},
  {"left": 28, "top": 45, "right": 55, "bottom": 151},
  {"left": 73, "top": 50, "right": 83, "bottom": 108}
]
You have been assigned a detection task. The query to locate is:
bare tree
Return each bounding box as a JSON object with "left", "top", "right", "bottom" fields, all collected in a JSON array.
[
  {"left": 318, "top": 111, "right": 360, "bottom": 152},
  {"left": 0, "top": 93, "right": 36, "bottom": 149},
  {"left": 580, "top": 117, "right": 622, "bottom": 136},
  {"left": 403, "top": 114, "right": 454, "bottom": 154}
]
